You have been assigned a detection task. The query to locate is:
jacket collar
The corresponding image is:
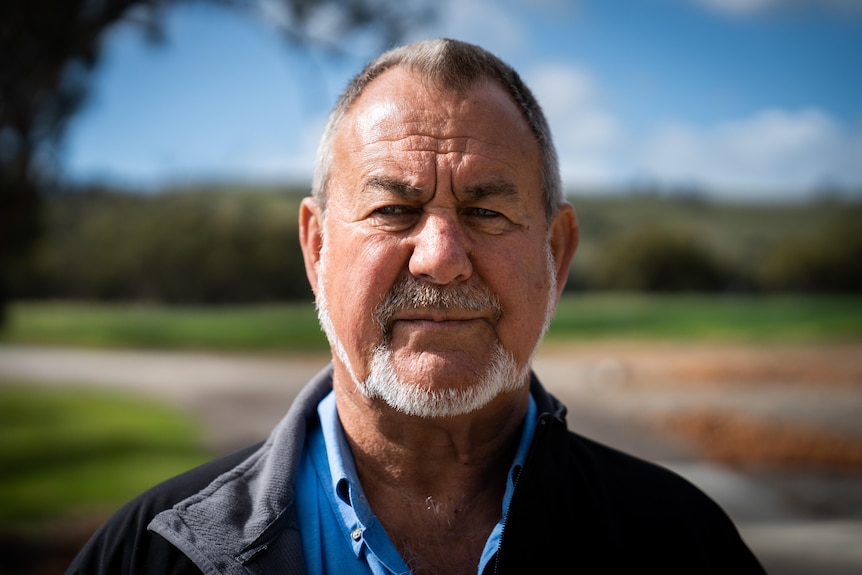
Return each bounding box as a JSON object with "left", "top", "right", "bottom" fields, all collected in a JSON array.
[
  {"left": 149, "top": 364, "right": 334, "bottom": 574},
  {"left": 149, "top": 364, "right": 564, "bottom": 574}
]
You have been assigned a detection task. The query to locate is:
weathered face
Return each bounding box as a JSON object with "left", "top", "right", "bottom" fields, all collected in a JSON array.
[{"left": 300, "top": 67, "right": 577, "bottom": 411}]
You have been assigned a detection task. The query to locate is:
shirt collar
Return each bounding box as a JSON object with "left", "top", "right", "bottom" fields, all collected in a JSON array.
[{"left": 314, "top": 387, "right": 538, "bottom": 567}]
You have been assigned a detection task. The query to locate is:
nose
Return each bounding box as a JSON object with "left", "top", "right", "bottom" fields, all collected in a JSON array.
[{"left": 408, "top": 212, "right": 473, "bottom": 285}]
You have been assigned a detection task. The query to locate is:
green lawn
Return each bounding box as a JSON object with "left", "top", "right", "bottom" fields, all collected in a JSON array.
[
  {"left": 547, "top": 293, "right": 862, "bottom": 343},
  {"left": 2, "top": 295, "right": 861, "bottom": 350},
  {"left": 1, "top": 301, "right": 328, "bottom": 351},
  {"left": 0, "top": 386, "right": 212, "bottom": 529}
]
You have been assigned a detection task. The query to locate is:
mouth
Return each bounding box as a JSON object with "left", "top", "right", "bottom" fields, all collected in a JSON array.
[
  {"left": 383, "top": 309, "right": 495, "bottom": 341},
  {"left": 392, "top": 309, "right": 489, "bottom": 323},
  {"left": 374, "top": 275, "right": 504, "bottom": 337}
]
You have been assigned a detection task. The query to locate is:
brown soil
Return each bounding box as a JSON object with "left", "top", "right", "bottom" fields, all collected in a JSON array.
[
  {"left": 660, "top": 410, "right": 862, "bottom": 470},
  {"left": 541, "top": 341, "right": 862, "bottom": 387},
  {"left": 596, "top": 342, "right": 862, "bottom": 470}
]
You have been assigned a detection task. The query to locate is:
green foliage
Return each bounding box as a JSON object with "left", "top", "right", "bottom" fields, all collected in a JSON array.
[
  {"left": 0, "top": 386, "right": 211, "bottom": 526},
  {"left": 761, "top": 213, "right": 862, "bottom": 292},
  {"left": 12, "top": 187, "right": 312, "bottom": 303},
  {"left": 567, "top": 193, "right": 859, "bottom": 294},
  {"left": 2, "top": 300, "right": 327, "bottom": 350},
  {"left": 4, "top": 296, "right": 861, "bottom": 348},
  {"left": 590, "top": 225, "right": 733, "bottom": 292},
  {"left": 546, "top": 294, "right": 862, "bottom": 342}
]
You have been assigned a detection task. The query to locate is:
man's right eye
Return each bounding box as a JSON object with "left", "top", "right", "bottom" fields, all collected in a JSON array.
[
  {"left": 375, "top": 205, "right": 410, "bottom": 215},
  {"left": 367, "top": 205, "right": 420, "bottom": 230}
]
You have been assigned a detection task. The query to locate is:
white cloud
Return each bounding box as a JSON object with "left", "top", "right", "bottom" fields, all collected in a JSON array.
[
  {"left": 523, "top": 65, "right": 862, "bottom": 197},
  {"left": 634, "top": 108, "right": 862, "bottom": 197},
  {"left": 527, "top": 64, "right": 623, "bottom": 185},
  {"left": 516, "top": 58, "right": 862, "bottom": 197},
  {"left": 426, "top": 0, "right": 530, "bottom": 53},
  {"left": 691, "top": 0, "right": 862, "bottom": 16},
  {"left": 694, "top": 0, "right": 786, "bottom": 15}
]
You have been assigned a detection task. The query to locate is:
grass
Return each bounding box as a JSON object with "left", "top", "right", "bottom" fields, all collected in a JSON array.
[
  {"left": 1, "top": 301, "right": 328, "bottom": 351},
  {"left": 2, "top": 294, "right": 861, "bottom": 350},
  {"left": 547, "top": 293, "right": 862, "bottom": 343},
  {"left": 0, "top": 385, "right": 212, "bottom": 529}
]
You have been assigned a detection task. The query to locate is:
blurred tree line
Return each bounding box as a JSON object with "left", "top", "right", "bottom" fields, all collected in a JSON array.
[
  {"left": 8, "top": 186, "right": 311, "bottom": 303},
  {"left": 7, "top": 187, "right": 861, "bottom": 304},
  {"left": 581, "top": 217, "right": 862, "bottom": 293},
  {"left": 566, "top": 193, "right": 862, "bottom": 295},
  {"left": 1, "top": 0, "right": 434, "bottom": 324}
]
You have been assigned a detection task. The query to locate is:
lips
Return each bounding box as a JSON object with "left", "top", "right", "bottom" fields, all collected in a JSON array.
[
  {"left": 392, "top": 309, "right": 490, "bottom": 323},
  {"left": 388, "top": 314, "right": 493, "bottom": 345}
]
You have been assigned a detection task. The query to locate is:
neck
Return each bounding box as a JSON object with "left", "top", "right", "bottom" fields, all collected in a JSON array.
[
  {"left": 334, "top": 378, "right": 529, "bottom": 574},
  {"left": 336, "top": 376, "right": 528, "bottom": 492}
]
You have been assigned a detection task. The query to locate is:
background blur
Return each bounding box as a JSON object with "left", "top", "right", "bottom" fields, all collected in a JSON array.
[{"left": 1, "top": 0, "right": 861, "bottom": 573}]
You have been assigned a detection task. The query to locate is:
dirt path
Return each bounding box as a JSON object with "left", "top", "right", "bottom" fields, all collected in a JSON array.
[
  {"left": 2, "top": 342, "right": 862, "bottom": 574},
  {"left": 3, "top": 341, "right": 861, "bottom": 451}
]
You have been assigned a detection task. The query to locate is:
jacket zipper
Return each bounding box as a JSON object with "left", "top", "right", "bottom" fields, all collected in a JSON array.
[{"left": 491, "top": 414, "right": 552, "bottom": 574}]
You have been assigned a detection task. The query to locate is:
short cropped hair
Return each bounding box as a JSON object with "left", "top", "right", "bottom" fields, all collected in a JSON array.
[{"left": 311, "top": 38, "right": 563, "bottom": 222}]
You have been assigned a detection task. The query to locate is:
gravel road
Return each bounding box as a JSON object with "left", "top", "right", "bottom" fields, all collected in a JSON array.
[{"left": 2, "top": 342, "right": 861, "bottom": 574}]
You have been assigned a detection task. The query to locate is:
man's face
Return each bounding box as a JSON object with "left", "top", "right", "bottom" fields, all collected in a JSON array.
[{"left": 302, "top": 67, "right": 575, "bottom": 413}]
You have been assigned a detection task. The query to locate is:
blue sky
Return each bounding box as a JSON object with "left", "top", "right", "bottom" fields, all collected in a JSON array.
[{"left": 63, "top": 0, "right": 862, "bottom": 200}]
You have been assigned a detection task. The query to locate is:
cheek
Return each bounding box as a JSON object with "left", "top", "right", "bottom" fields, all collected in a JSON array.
[
  {"left": 321, "top": 231, "right": 406, "bottom": 337},
  {"left": 478, "top": 239, "right": 553, "bottom": 347},
  {"left": 480, "top": 233, "right": 551, "bottom": 294}
]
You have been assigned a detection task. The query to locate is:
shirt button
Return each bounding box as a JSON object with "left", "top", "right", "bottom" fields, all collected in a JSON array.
[{"left": 351, "top": 528, "right": 362, "bottom": 541}]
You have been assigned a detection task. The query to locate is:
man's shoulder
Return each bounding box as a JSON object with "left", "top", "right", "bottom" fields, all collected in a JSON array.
[
  {"left": 564, "top": 429, "right": 719, "bottom": 511},
  {"left": 65, "top": 442, "right": 263, "bottom": 575},
  {"left": 121, "top": 441, "right": 265, "bottom": 526},
  {"left": 506, "top": 423, "right": 765, "bottom": 572}
]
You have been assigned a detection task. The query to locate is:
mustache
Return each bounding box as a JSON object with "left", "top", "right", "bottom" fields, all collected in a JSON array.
[{"left": 375, "top": 275, "right": 504, "bottom": 333}]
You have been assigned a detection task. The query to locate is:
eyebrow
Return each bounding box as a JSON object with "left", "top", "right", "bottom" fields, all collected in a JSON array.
[
  {"left": 365, "top": 177, "right": 519, "bottom": 202},
  {"left": 462, "top": 180, "right": 519, "bottom": 202},
  {"left": 364, "top": 177, "right": 424, "bottom": 199}
]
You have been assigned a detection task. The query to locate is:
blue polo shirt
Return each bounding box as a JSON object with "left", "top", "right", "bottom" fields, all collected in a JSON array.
[{"left": 295, "top": 389, "right": 537, "bottom": 574}]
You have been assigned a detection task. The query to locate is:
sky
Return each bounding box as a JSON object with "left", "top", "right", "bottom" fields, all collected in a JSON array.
[{"left": 63, "top": 0, "right": 862, "bottom": 200}]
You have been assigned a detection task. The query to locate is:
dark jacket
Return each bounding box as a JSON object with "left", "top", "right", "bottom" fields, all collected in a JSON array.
[{"left": 66, "top": 365, "right": 765, "bottom": 574}]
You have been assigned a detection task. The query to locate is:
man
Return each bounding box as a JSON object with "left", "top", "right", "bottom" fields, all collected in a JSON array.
[{"left": 67, "top": 38, "right": 764, "bottom": 574}]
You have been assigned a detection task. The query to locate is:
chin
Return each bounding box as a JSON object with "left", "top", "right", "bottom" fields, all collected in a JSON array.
[{"left": 359, "top": 341, "right": 529, "bottom": 418}]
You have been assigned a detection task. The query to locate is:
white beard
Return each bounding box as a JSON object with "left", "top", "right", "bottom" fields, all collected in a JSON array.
[
  {"left": 314, "top": 239, "right": 558, "bottom": 418},
  {"left": 361, "top": 339, "right": 528, "bottom": 418}
]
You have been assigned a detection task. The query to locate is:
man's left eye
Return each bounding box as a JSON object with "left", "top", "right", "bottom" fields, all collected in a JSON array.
[
  {"left": 467, "top": 208, "right": 502, "bottom": 218},
  {"left": 462, "top": 207, "right": 515, "bottom": 234},
  {"left": 376, "top": 205, "right": 411, "bottom": 215}
]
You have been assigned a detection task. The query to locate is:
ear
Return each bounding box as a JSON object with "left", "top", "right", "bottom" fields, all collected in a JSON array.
[
  {"left": 299, "top": 197, "right": 324, "bottom": 295},
  {"left": 548, "top": 203, "right": 579, "bottom": 298}
]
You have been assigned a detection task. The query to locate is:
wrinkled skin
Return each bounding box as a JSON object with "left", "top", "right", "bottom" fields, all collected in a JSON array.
[{"left": 300, "top": 67, "right": 578, "bottom": 408}]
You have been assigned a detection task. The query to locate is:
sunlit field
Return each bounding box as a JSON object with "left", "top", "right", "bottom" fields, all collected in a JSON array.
[
  {"left": 547, "top": 293, "right": 862, "bottom": 343},
  {"left": 2, "top": 294, "right": 861, "bottom": 351},
  {"left": 0, "top": 386, "right": 211, "bottom": 529}
]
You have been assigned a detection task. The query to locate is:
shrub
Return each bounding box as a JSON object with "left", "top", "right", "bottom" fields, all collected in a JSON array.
[
  {"left": 10, "top": 188, "right": 312, "bottom": 303},
  {"left": 761, "top": 215, "right": 862, "bottom": 293},
  {"left": 592, "top": 225, "right": 732, "bottom": 292}
]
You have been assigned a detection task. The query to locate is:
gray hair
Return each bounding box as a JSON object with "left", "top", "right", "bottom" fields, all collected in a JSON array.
[{"left": 311, "top": 38, "right": 563, "bottom": 222}]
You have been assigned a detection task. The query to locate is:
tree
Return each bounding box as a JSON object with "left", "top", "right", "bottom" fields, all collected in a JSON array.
[
  {"left": 761, "top": 214, "right": 862, "bottom": 293},
  {"left": 593, "top": 225, "right": 732, "bottom": 292},
  {"left": 0, "top": 0, "right": 434, "bottom": 325}
]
